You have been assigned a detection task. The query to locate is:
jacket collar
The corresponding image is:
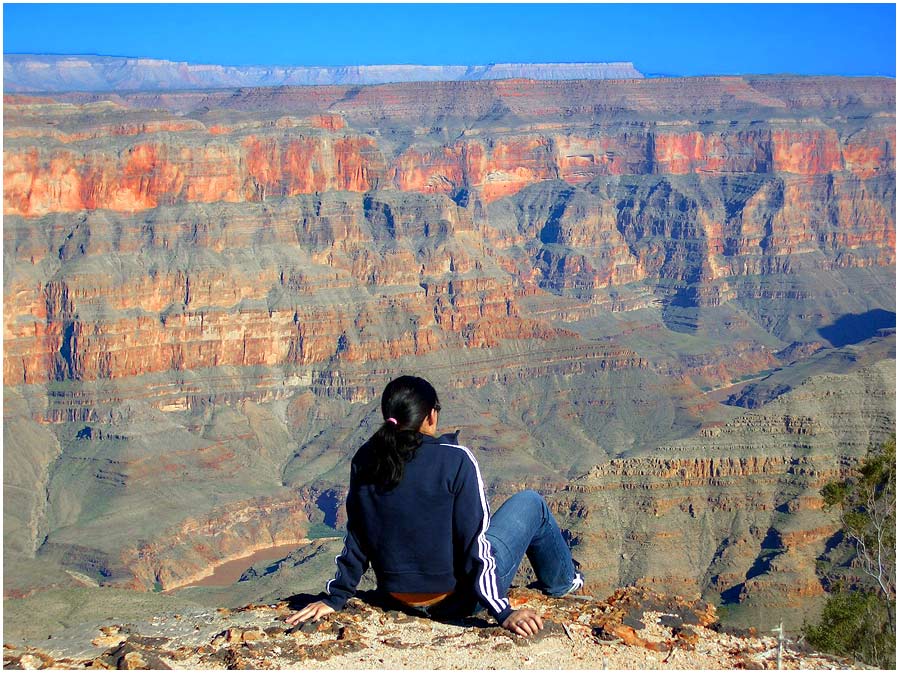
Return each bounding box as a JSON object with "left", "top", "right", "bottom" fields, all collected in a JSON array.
[{"left": 421, "top": 430, "right": 461, "bottom": 446}]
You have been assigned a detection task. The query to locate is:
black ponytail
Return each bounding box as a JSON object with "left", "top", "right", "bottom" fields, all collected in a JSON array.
[{"left": 363, "top": 376, "right": 440, "bottom": 491}]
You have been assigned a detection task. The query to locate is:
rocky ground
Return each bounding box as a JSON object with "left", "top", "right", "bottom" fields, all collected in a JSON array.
[{"left": 3, "top": 587, "right": 862, "bottom": 670}]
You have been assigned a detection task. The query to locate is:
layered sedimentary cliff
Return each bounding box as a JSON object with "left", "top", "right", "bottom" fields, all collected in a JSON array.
[
  {"left": 552, "top": 358, "right": 895, "bottom": 629},
  {"left": 4, "top": 78, "right": 894, "bottom": 388},
  {"left": 3, "top": 75, "right": 895, "bottom": 632}
]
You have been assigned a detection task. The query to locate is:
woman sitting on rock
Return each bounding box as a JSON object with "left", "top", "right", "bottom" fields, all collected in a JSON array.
[{"left": 286, "top": 375, "right": 584, "bottom": 637}]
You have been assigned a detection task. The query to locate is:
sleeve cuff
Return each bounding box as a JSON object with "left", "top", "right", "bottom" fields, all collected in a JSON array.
[
  {"left": 319, "top": 592, "right": 347, "bottom": 611},
  {"left": 492, "top": 602, "right": 514, "bottom": 625}
]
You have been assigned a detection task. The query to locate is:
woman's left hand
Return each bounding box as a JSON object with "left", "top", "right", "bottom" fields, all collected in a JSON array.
[
  {"left": 285, "top": 600, "right": 335, "bottom": 625},
  {"left": 502, "top": 608, "right": 544, "bottom": 637}
]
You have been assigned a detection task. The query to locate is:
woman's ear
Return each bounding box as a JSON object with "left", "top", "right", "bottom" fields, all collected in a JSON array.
[{"left": 419, "top": 408, "right": 439, "bottom": 435}]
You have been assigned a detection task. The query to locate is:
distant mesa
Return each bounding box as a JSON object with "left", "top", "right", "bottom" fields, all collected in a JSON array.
[{"left": 3, "top": 54, "right": 645, "bottom": 92}]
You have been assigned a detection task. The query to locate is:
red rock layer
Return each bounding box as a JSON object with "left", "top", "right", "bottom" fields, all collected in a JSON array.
[
  {"left": 4, "top": 109, "right": 894, "bottom": 216},
  {"left": 3, "top": 80, "right": 895, "bottom": 388}
]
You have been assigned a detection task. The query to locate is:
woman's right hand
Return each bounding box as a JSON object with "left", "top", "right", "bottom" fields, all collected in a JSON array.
[
  {"left": 501, "top": 608, "right": 544, "bottom": 637},
  {"left": 285, "top": 600, "right": 335, "bottom": 626}
]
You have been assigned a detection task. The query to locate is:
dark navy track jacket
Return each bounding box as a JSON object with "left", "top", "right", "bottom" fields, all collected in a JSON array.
[{"left": 318, "top": 432, "right": 514, "bottom": 624}]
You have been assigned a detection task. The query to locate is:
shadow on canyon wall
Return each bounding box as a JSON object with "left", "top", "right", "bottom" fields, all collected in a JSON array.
[
  {"left": 315, "top": 491, "right": 342, "bottom": 529},
  {"left": 818, "top": 309, "right": 896, "bottom": 348}
]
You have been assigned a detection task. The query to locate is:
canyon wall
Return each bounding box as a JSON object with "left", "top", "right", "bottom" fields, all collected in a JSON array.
[
  {"left": 3, "top": 76, "right": 895, "bottom": 625},
  {"left": 552, "top": 358, "right": 896, "bottom": 628},
  {"left": 4, "top": 78, "right": 894, "bottom": 388}
]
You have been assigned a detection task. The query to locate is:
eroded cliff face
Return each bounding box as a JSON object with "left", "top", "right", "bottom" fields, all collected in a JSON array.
[
  {"left": 552, "top": 359, "right": 896, "bottom": 629},
  {"left": 4, "top": 112, "right": 894, "bottom": 216},
  {"left": 4, "top": 78, "right": 895, "bottom": 386},
  {"left": 2, "top": 77, "right": 895, "bottom": 623}
]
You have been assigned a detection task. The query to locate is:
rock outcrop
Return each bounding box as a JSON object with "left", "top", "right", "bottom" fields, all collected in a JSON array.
[{"left": 0, "top": 587, "right": 862, "bottom": 670}]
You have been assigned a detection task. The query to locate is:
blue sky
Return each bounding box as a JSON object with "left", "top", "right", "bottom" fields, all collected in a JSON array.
[{"left": 3, "top": 3, "right": 896, "bottom": 77}]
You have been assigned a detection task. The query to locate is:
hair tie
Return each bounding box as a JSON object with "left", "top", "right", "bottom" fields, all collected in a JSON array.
[{"left": 386, "top": 417, "right": 398, "bottom": 426}]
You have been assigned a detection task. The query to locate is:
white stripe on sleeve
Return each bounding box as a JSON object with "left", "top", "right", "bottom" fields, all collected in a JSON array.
[
  {"left": 443, "top": 443, "right": 509, "bottom": 615},
  {"left": 325, "top": 534, "right": 349, "bottom": 594}
]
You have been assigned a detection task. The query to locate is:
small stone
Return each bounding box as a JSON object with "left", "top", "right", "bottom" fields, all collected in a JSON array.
[
  {"left": 140, "top": 653, "right": 172, "bottom": 670},
  {"left": 284, "top": 626, "right": 300, "bottom": 638},
  {"left": 202, "top": 649, "right": 231, "bottom": 667},
  {"left": 35, "top": 654, "right": 56, "bottom": 669},
  {"left": 644, "top": 640, "right": 670, "bottom": 653},
  {"left": 381, "top": 638, "right": 412, "bottom": 650},
  {"left": 19, "top": 654, "right": 43, "bottom": 670},
  {"left": 120, "top": 651, "right": 147, "bottom": 670},
  {"left": 621, "top": 615, "right": 645, "bottom": 630},
  {"left": 126, "top": 636, "right": 170, "bottom": 648},
  {"left": 305, "top": 644, "right": 335, "bottom": 662},
  {"left": 336, "top": 625, "right": 365, "bottom": 642},
  {"left": 315, "top": 621, "right": 335, "bottom": 634},
  {"left": 241, "top": 629, "right": 266, "bottom": 642},
  {"left": 216, "top": 647, "right": 255, "bottom": 670},
  {"left": 591, "top": 625, "right": 618, "bottom": 642},
  {"left": 91, "top": 635, "right": 126, "bottom": 649},
  {"left": 169, "top": 647, "right": 194, "bottom": 662},
  {"left": 99, "top": 626, "right": 121, "bottom": 637},
  {"left": 286, "top": 621, "right": 317, "bottom": 637},
  {"left": 658, "top": 614, "right": 683, "bottom": 629},
  {"left": 96, "top": 642, "right": 137, "bottom": 670},
  {"left": 263, "top": 626, "right": 285, "bottom": 638},
  {"left": 530, "top": 620, "right": 566, "bottom": 643},
  {"left": 735, "top": 657, "right": 767, "bottom": 670},
  {"left": 224, "top": 628, "right": 243, "bottom": 644},
  {"left": 338, "top": 640, "right": 366, "bottom": 655},
  {"left": 674, "top": 625, "right": 700, "bottom": 650}
]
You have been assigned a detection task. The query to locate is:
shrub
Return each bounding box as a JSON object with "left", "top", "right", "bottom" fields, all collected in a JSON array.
[
  {"left": 804, "top": 590, "right": 893, "bottom": 668},
  {"left": 803, "top": 437, "right": 895, "bottom": 668}
]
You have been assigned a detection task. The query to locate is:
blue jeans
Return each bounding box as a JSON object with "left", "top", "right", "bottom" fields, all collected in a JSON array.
[
  {"left": 386, "top": 490, "right": 577, "bottom": 620},
  {"left": 484, "top": 489, "right": 578, "bottom": 599}
]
